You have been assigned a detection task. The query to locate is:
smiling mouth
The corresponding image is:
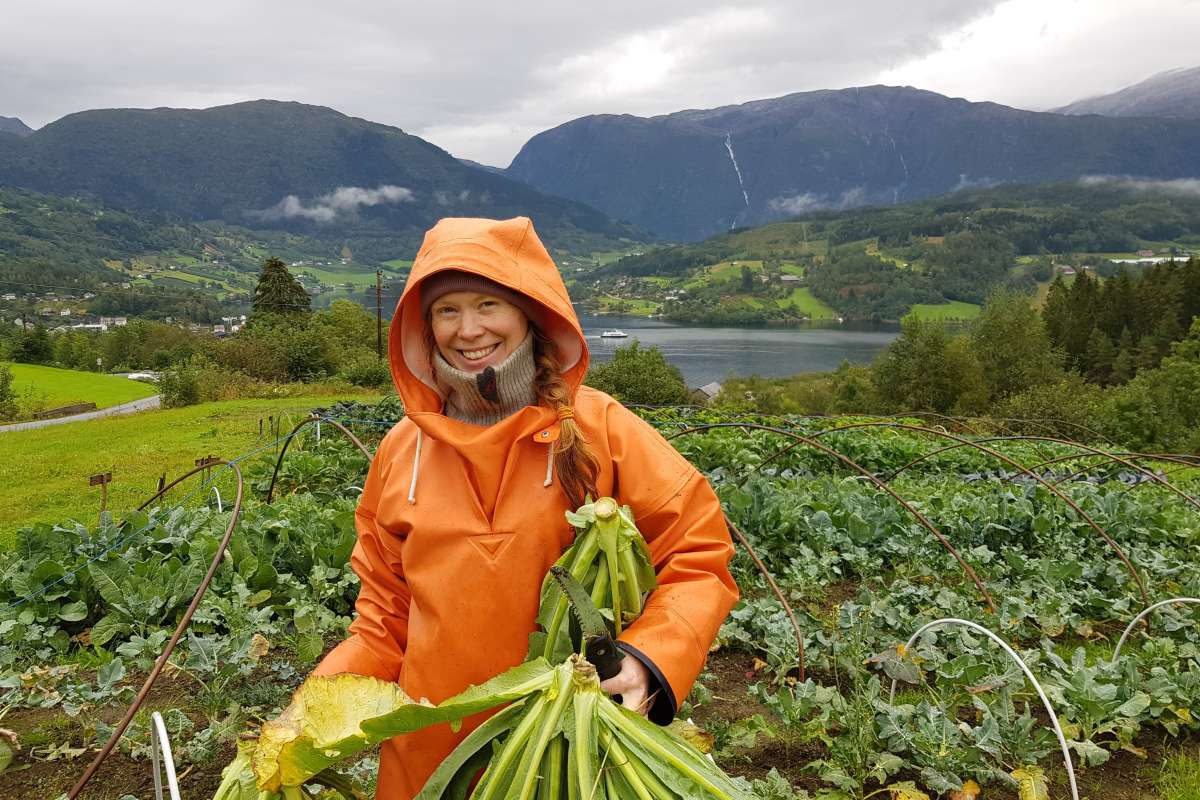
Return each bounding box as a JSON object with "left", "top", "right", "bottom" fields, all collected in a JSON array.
[{"left": 459, "top": 343, "right": 500, "bottom": 361}]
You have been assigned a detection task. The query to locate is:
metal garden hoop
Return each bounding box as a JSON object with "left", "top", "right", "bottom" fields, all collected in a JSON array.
[
  {"left": 1112, "top": 598, "right": 1200, "bottom": 662},
  {"left": 890, "top": 618, "right": 1079, "bottom": 800}
]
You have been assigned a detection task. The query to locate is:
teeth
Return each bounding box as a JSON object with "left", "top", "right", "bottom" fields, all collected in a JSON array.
[{"left": 462, "top": 344, "right": 499, "bottom": 360}]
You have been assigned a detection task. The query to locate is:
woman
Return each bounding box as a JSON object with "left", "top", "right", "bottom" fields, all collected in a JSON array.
[{"left": 312, "top": 216, "right": 738, "bottom": 798}]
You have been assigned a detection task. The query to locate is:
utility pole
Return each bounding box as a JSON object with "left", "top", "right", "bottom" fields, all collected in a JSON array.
[{"left": 375, "top": 269, "right": 383, "bottom": 359}]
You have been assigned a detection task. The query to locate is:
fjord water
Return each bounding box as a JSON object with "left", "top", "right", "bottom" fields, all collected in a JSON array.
[{"left": 577, "top": 313, "right": 899, "bottom": 386}]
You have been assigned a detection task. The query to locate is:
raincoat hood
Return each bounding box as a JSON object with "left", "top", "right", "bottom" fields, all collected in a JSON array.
[{"left": 391, "top": 216, "right": 588, "bottom": 420}]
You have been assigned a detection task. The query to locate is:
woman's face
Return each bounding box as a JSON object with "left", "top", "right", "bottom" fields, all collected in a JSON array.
[{"left": 430, "top": 290, "right": 530, "bottom": 373}]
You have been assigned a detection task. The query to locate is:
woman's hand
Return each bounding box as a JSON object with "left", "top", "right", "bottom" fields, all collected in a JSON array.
[{"left": 599, "top": 654, "right": 654, "bottom": 717}]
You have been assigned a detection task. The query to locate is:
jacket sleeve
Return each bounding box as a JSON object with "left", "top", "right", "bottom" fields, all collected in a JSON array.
[
  {"left": 607, "top": 406, "right": 739, "bottom": 722},
  {"left": 313, "top": 431, "right": 411, "bottom": 682}
]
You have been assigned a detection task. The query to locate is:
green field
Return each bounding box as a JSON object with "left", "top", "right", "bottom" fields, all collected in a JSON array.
[
  {"left": 5, "top": 363, "right": 159, "bottom": 410},
  {"left": 781, "top": 287, "right": 838, "bottom": 319},
  {"left": 0, "top": 393, "right": 382, "bottom": 547},
  {"left": 598, "top": 295, "right": 660, "bottom": 315},
  {"left": 382, "top": 259, "right": 414, "bottom": 270},
  {"left": 903, "top": 301, "right": 982, "bottom": 321}
]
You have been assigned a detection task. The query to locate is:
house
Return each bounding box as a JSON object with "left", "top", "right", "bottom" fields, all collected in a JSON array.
[
  {"left": 1, "top": 293, "right": 15, "bottom": 301},
  {"left": 1138, "top": 249, "right": 1155, "bottom": 257},
  {"left": 688, "top": 381, "right": 723, "bottom": 405},
  {"left": 59, "top": 309, "right": 71, "bottom": 317},
  {"left": 213, "top": 324, "right": 226, "bottom": 335},
  {"left": 780, "top": 274, "right": 802, "bottom": 283},
  {"left": 1058, "top": 266, "right": 1077, "bottom": 276}
]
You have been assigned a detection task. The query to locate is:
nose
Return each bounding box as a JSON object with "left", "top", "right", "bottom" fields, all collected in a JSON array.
[{"left": 458, "top": 309, "right": 485, "bottom": 339}]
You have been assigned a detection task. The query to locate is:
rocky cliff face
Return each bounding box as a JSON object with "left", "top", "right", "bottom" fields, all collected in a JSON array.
[{"left": 508, "top": 85, "right": 1200, "bottom": 241}]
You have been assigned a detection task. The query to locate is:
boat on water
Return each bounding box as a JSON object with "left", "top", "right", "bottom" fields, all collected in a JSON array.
[{"left": 600, "top": 329, "right": 629, "bottom": 338}]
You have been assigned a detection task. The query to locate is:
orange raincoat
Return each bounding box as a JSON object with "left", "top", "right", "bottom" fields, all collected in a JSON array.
[{"left": 313, "top": 216, "right": 739, "bottom": 798}]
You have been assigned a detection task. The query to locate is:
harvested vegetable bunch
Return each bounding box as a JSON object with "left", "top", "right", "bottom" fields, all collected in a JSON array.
[
  {"left": 533, "top": 496, "right": 657, "bottom": 663},
  {"left": 417, "top": 653, "right": 750, "bottom": 800},
  {"left": 215, "top": 656, "right": 749, "bottom": 800}
]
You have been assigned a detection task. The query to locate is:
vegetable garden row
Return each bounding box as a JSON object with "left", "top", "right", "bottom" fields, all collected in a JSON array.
[{"left": 1, "top": 396, "right": 1198, "bottom": 798}]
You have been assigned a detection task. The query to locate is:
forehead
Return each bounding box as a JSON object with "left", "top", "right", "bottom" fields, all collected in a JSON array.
[{"left": 431, "top": 290, "right": 512, "bottom": 307}]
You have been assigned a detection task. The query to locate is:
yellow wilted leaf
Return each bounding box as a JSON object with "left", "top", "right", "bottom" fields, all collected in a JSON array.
[
  {"left": 752, "top": 657, "right": 768, "bottom": 672},
  {"left": 896, "top": 643, "right": 907, "bottom": 658},
  {"left": 948, "top": 778, "right": 981, "bottom": 800},
  {"left": 1173, "top": 707, "right": 1193, "bottom": 723},
  {"left": 887, "top": 781, "right": 930, "bottom": 800},
  {"left": 249, "top": 633, "right": 271, "bottom": 661},
  {"left": 1011, "top": 766, "right": 1049, "bottom": 800},
  {"left": 666, "top": 720, "right": 716, "bottom": 753}
]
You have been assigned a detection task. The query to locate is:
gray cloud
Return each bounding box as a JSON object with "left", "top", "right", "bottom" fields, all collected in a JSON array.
[
  {"left": 251, "top": 185, "right": 414, "bottom": 223},
  {"left": 1, "top": 2, "right": 1196, "bottom": 166},
  {"left": 1079, "top": 175, "right": 1200, "bottom": 197}
]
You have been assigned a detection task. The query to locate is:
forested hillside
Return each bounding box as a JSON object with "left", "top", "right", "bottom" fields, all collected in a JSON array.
[{"left": 598, "top": 183, "right": 1200, "bottom": 321}]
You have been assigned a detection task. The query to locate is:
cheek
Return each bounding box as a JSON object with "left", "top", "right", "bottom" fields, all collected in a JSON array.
[{"left": 431, "top": 319, "right": 457, "bottom": 350}]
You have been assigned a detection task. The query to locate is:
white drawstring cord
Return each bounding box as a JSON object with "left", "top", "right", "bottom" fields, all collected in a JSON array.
[
  {"left": 408, "top": 428, "right": 423, "bottom": 503},
  {"left": 543, "top": 446, "right": 555, "bottom": 487}
]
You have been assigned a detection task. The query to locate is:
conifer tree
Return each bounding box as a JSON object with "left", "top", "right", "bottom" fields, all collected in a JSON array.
[{"left": 252, "top": 257, "right": 310, "bottom": 315}]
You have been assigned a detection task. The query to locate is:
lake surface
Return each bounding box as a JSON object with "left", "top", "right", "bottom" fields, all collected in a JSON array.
[{"left": 576, "top": 313, "right": 899, "bottom": 386}]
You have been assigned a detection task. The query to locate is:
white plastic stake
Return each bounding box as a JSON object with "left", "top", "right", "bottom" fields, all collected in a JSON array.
[{"left": 150, "top": 711, "right": 182, "bottom": 800}]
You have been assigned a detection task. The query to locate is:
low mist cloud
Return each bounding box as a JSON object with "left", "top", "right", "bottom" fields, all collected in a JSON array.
[
  {"left": 251, "top": 184, "right": 414, "bottom": 222},
  {"left": 1080, "top": 175, "right": 1200, "bottom": 197},
  {"left": 767, "top": 186, "right": 869, "bottom": 216}
]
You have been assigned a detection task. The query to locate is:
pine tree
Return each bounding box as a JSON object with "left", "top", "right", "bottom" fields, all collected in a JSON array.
[
  {"left": 1083, "top": 328, "right": 1116, "bottom": 385},
  {"left": 1112, "top": 327, "right": 1137, "bottom": 383},
  {"left": 252, "top": 257, "right": 310, "bottom": 315}
]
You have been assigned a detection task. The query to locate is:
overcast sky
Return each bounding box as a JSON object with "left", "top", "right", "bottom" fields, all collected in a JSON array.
[{"left": 2, "top": 0, "right": 1197, "bottom": 166}]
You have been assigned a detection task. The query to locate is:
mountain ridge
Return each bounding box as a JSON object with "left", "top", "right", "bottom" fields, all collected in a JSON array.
[
  {"left": 0, "top": 99, "right": 645, "bottom": 255},
  {"left": 0, "top": 116, "right": 33, "bottom": 137},
  {"left": 507, "top": 84, "right": 1200, "bottom": 241},
  {"left": 1055, "top": 65, "right": 1200, "bottom": 118}
]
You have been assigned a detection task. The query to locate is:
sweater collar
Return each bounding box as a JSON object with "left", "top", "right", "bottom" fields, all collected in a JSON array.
[{"left": 432, "top": 331, "right": 537, "bottom": 426}]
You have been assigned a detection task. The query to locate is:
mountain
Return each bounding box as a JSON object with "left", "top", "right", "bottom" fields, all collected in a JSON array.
[
  {"left": 1055, "top": 66, "right": 1200, "bottom": 119},
  {"left": 507, "top": 85, "right": 1200, "bottom": 242},
  {"left": 0, "top": 100, "right": 645, "bottom": 255},
  {"left": 0, "top": 116, "right": 32, "bottom": 137}
]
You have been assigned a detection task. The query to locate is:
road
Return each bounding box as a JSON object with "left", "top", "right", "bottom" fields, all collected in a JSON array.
[{"left": 0, "top": 395, "right": 161, "bottom": 433}]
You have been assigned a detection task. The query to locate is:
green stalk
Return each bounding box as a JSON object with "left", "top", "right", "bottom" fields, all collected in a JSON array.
[
  {"left": 473, "top": 693, "right": 549, "bottom": 800},
  {"left": 537, "top": 734, "right": 565, "bottom": 800},
  {"left": 572, "top": 686, "right": 600, "bottom": 800},
  {"left": 543, "top": 531, "right": 599, "bottom": 659},
  {"left": 589, "top": 557, "right": 610, "bottom": 612},
  {"left": 617, "top": 542, "right": 644, "bottom": 622},
  {"left": 598, "top": 727, "right": 660, "bottom": 800},
  {"left": 566, "top": 733, "right": 580, "bottom": 800},
  {"left": 513, "top": 666, "right": 575, "bottom": 800},
  {"left": 414, "top": 700, "right": 527, "bottom": 799},
  {"left": 598, "top": 700, "right": 741, "bottom": 799}
]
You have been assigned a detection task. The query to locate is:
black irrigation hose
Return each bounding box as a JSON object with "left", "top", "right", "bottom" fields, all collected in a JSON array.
[
  {"left": 265, "top": 415, "right": 373, "bottom": 504},
  {"left": 69, "top": 459, "right": 245, "bottom": 800},
  {"left": 812, "top": 422, "right": 1150, "bottom": 608}
]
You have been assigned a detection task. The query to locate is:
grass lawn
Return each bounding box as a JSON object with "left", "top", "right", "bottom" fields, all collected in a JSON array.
[
  {"left": 1158, "top": 747, "right": 1200, "bottom": 800},
  {"left": 0, "top": 393, "right": 382, "bottom": 548},
  {"left": 382, "top": 258, "right": 414, "bottom": 270},
  {"left": 779, "top": 262, "right": 805, "bottom": 277},
  {"left": 781, "top": 287, "right": 838, "bottom": 320},
  {"left": 903, "top": 301, "right": 982, "bottom": 322},
  {"left": 5, "top": 363, "right": 159, "bottom": 410}
]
